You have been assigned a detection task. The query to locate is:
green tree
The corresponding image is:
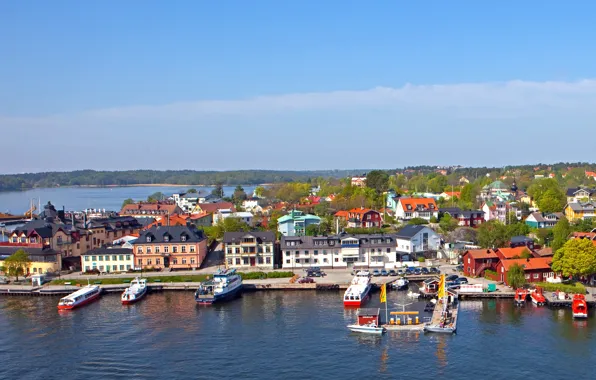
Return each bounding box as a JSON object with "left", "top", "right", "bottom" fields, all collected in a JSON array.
[
  {"left": 552, "top": 217, "right": 571, "bottom": 252},
  {"left": 1, "top": 249, "right": 31, "bottom": 281},
  {"left": 460, "top": 183, "right": 479, "bottom": 205},
  {"left": 204, "top": 217, "right": 250, "bottom": 242},
  {"left": 536, "top": 188, "right": 566, "bottom": 213},
  {"left": 439, "top": 214, "right": 458, "bottom": 233},
  {"left": 477, "top": 220, "right": 509, "bottom": 248},
  {"left": 366, "top": 170, "right": 390, "bottom": 194},
  {"left": 121, "top": 198, "right": 134, "bottom": 209},
  {"left": 552, "top": 238, "right": 596, "bottom": 278},
  {"left": 507, "top": 263, "right": 527, "bottom": 289},
  {"left": 254, "top": 186, "right": 265, "bottom": 197},
  {"left": 211, "top": 183, "right": 224, "bottom": 198},
  {"left": 233, "top": 185, "right": 247, "bottom": 202},
  {"left": 572, "top": 218, "right": 595, "bottom": 233},
  {"left": 147, "top": 192, "right": 164, "bottom": 202},
  {"left": 408, "top": 217, "right": 429, "bottom": 225},
  {"left": 305, "top": 224, "right": 321, "bottom": 236},
  {"left": 187, "top": 188, "right": 198, "bottom": 193}
]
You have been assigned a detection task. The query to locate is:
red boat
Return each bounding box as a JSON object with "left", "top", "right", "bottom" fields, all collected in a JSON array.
[
  {"left": 572, "top": 294, "right": 588, "bottom": 318},
  {"left": 343, "top": 271, "right": 372, "bottom": 307},
  {"left": 514, "top": 288, "right": 528, "bottom": 306},
  {"left": 530, "top": 287, "right": 546, "bottom": 306}
]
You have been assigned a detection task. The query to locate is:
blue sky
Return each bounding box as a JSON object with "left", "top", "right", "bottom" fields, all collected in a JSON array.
[{"left": 1, "top": 1, "right": 596, "bottom": 173}]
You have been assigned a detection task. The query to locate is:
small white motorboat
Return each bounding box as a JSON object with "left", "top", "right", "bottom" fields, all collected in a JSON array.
[
  {"left": 407, "top": 291, "right": 420, "bottom": 299},
  {"left": 347, "top": 322, "right": 385, "bottom": 335}
]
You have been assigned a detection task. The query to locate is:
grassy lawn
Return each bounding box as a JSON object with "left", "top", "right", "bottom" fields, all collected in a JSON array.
[
  {"left": 50, "top": 274, "right": 210, "bottom": 285},
  {"left": 535, "top": 281, "right": 587, "bottom": 294}
]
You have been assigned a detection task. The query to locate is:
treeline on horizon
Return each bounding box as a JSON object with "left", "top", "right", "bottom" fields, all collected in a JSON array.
[{"left": 0, "top": 162, "right": 594, "bottom": 192}]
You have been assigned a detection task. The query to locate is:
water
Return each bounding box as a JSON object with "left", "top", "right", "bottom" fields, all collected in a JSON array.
[
  {"left": 0, "top": 185, "right": 256, "bottom": 214},
  {"left": 0, "top": 291, "right": 593, "bottom": 380}
]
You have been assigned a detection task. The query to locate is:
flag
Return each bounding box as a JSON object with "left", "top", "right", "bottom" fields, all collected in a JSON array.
[
  {"left": 438, "top": 274, "right": 445, "bottom": 299},
  {"left": 380, "top": 283, "right": 386, "bottom": 303}
]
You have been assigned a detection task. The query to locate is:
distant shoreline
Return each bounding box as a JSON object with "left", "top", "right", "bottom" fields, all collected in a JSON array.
[{"left": 0, "top": 183, "right": 264, "bottom": 193}]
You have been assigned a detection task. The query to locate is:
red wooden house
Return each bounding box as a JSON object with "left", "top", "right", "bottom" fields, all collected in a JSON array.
[
  {"left": 462, "top": 249, "right": 499, "bottom": 277},
  {"left": 496, "top": 257, "right": 554, "bottom": 285}
]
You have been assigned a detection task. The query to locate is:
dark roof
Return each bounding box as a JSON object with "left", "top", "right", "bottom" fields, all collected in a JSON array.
[
  {"left": 281, "top": 233, "right": 397, "bottom": 249},
  {"left": 86, "top": 216, "right": 143, "bottom": 231},
  {"left": 510, "top": 236, "right": 533, "bottom": 243},
  {"left": 136, "top": 225, "right": 206, "bottom": 244},
  {"left": 396, "top": 225, "right": 427, "bottom": 239},
  {"left": 12, "top": 219, "right": 72, "bottom": 238},
  {"left": 84, "top": 247, "right": 133, "bottom": 255},
  {"left": 223, "top": 231, "right": 276, "bottom": 244},
  {"left": 566, "top": 187, "right": 594, "bottom": 197},
  {"left": 136, "top": 217, "right": 156, "bottom": 227},
  {"left": 0, "top": 246, "right": 60, "bottom": 261}
]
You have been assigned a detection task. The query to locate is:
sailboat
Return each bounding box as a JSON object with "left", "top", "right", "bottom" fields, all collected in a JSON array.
[{"left": 424, "top": 274, "right": 458, "bottom": 333}]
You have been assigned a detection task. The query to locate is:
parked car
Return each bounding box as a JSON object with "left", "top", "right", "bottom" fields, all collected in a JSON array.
[
  {"left": 455, "top": 265, "right": 463, "bottom": 271},
  {"left": 397, "top": 269, "right": 404, "bottom": 276},
  {"left": 414, "top": 268, "right": 422, "bottom": 275},
  {"left": 457, "top": 277, "right": 469, "bottom": 285},
  {"left": 388, "top": 270, "right": 397, "bottom": 276},
  {"left": 0, "top": 276, "right": 8, "bottom": 284},
  {"left": 446, "top": 274, "right": 459, "bottom": 282},
  {"left": 298, "top": 277, "right": 315, "bottom": 284},
  {"left": 380, "top": 269, "right": 389, "bottom": 276},
  {"left": 405, "top": 268, "right": 413, "bottom": 275},
  {"left": 373, "top": 269, "right": 381, "bottom": 276},
  {"left": 306, "top": 270, "right": 322, "bottom": 277},
  {"left": 421, "top": 267, "right": 430, "bottom": 274},
  {"left": 430, "top": 267, "right": 439, "bottom": 274}
]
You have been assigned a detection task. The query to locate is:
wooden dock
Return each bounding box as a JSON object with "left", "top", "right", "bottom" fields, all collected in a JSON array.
[{"left": 543, "top": 291, "right": 596, "bottom": 308}]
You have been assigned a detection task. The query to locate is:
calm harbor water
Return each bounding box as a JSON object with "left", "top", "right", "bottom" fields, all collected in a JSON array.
[
  {"left": 0, "top": 185, "right": 256, "bottom": 215},
  {"left": 0, "top": 291, "right": 593, "bottom": 380}
]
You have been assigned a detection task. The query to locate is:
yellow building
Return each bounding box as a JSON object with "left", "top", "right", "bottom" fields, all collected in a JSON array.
[
  {"left": 0, "top": 246, "right": 62, "bottom": 275},
  {"left": 564, "top": 202, "right": 596, "bottom": 222}
]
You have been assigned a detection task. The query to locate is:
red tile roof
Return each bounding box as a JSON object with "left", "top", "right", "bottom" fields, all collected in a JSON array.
[
  {"left": 500, "top": 257, "right": 552, "bottom": 271},
  {"left": 572, "top": 232, "right": 596, "bottom": 240},
  {"left": 443, "top": 191, "right": 461, "bottom": 198},
  {"left": 120, "top": 201, "right": 180, "bottom": 215},
  {"left": 197, "top": 202, "right": 235, "bottom": 214},
  {"left": 497, "top": 247, "right": 532, "bottom": 259},
  {"left": 334, "top": 210, "right": 349, "bottom": 218},
  {"left": 465, "top": 249, "right": 498, "bottom": 260},
  {"left": 399, "top": 198, "right": 438, "bottom": 211}
]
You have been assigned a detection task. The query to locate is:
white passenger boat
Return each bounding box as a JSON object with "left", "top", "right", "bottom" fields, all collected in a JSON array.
[
  {"left": 195, "top": 268, "right": 243, "bottom": 304},
  {"left": 343, "top": 271, "right": 372, "bottom": 307},
  {"left": 347, "top": 322, "right": 385, "bottom": 335},
  {"left": 57, "top": 285, "right": 101, "bottom": 310},
  {"left": 393, "top": 278, "right": 409, "bottom": 290},
  {"left": 121, "top": 277, "right": 148, "bottom": 305}
]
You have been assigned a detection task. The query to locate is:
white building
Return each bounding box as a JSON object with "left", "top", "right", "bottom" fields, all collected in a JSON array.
[
  {"left": 242, "top": 198, "right": 263, "bottom": 213},
  {"left": 280, "top": 234, "right": 398, "bottom": 270},
  {"left": 223, "top": 231, "right": 276, "bottom": 269},
  {"left": 81, "top": 248, "right": 135, "bottom": 273},
  {"left": 395, "top": 225, "right": 441, "bottom": 260},
  {"left": 172, "top": 193, "right": 200, "bottom": 213},
  {"left": 214, "top": 210, "right": 254, "bottom": 226},
  {"left": 395, "top": 198, "right": 439, "bottom": 221}
]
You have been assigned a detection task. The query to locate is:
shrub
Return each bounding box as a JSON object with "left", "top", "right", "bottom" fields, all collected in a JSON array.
[
  {"left": 237, "top": 271, "right": 295, "bottom": 280},
  {"left": 265, "top": 271, "right": 295, "bottom": 278},
  {"left": 535, "top": 282, "right": 586, "bottom": 294},
  {"left": 418, "top": 257, "right": 426, "bottom": 263}
]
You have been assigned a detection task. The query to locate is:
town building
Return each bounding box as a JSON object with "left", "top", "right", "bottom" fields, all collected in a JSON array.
[
  {"left": 242, "top": 197, "right": 264, "bottom": 213},
  {"left": 439, "top": 207, "right": 484, "bottom": 227},
  {"left": 480, "top": 180, "right": 513, "bottom": 201},
  {"left": 525, "top": 212, "right": 564, "bottom": 229},
  {"left": 495, "top": 246, "right": 532, "bottom": 260},
  {"left": 133, "top": 225, "right": 208, "bottom": 270},
  {"left": 81, "top": 247, "right": 134, "bottom": 273},
  {"left": 334, "top": 208, "right": 382, "bottom": 229},
  {"left": 481, "top": 201, "right": 512, "bottom": 223},
  {"left": 395, "top": 198, "right": 439, "bottom": 221},
  {"left": 564, "top": 202, "right": 596, "bottom": 222},
  {"left": 565, "top": 188, "right": 595, "bottom": 203},
  {"left": 509, "top": 236, "right": 535, "bottom": 250},
  {"left": 0, "top": 245, "right": 62, "bottom": 275},
  {"left": 214, "top": 210, "right": 254, "bottom": 226},
  {"left": 84, "top": 215, "right": 144, "bottom": 243},
  {"left": 171, "top": 193, "right": 200, "bottom": 213},
  {"left": 277, "top": 210, "right": 321, "bottom": 237},
  {"left": 280, "top": 233, "right": 398, "bottom": 269},
  {"left": 439, "top": 191, "right": 461, "bottom": 200},
  {"left": 395, "top": 225, "right": 441, "bottom": 260},
  {"left": 191, "top": 202, "right": 236, "bottom": 216},
  {"left": 351, "top": 174, "right": 367, "bottom": 187},
  {"left": 496, "top": 257, "right": 554, "bottom": 285},
  {"left": 188, "top": 212, "right": 213, "bottom": 227},
  {"left": 120, "top": 201, "right": 182, "bottom": 219},
  {"left": 462, "top": 249, "right": 499, "bottom": 277},
  {"left": 223, "top": 231, "right": 277, "bottom": 269},
  {"left": 9, "top": 218, "right": 83, "bottom": 258}
]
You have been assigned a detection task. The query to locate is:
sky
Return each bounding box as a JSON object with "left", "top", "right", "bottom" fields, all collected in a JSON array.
[{"left": 1, "top": 1, "right": 596, "bottom": 174}]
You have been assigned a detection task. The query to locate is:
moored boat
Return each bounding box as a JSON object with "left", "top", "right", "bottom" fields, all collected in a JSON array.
[
  {"left": 347, "top": 323, "right": 385, "bottom": 334},
  {"left": 530, "top": 287, "right": 546, "bottom": 306},
  {"left": 347, "top": 308, "right": 385, "bottom": 334},
  {"left": 121, "top": 277, "right": 147, "bottom": 305},
  {"left": 572, "top": 294, "right": 588, "bottom": 318},
  {"left": 343, "top": 271, "right": 372, "bottom": 307},
  {"left": 392, "top": 277, "right": 409, "bottom": 290},
  {"left": 195, "top": 268, "right": 242, "bottom": 305},
  {"left": 57, "top": 285, "right": 101, "bottom": 310},
  {"left": 514, "top": 288, "right": 528, "bottom": 306}
]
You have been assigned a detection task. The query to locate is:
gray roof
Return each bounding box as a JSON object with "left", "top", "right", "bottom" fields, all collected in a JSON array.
[
  {"left": 0, "top": 247, "right": 60, "bottom": 261},
  {"left": 136, "top": 225, "right": 206, "bottom": 244},
  {"left": 566, "top": 187, "right": 594, "bottom": 197},
  {"left": 396, "top": 225, "right": 428, "bottom": 239},
  {"left": 510, "top": 236, "right": 533, "bottom": 243},
  {"left": 440, "top": 207, "right": 483, "bottom": 218},
  {"left": 528, "top": 212, "right": 564, "bottom": 223},
  {"left": 281, "top": 233, "right": 397, "bottom": 249},
  {"left": 85, "top": 247, "right": 133, "bottom": 255},
  {"left": 567, "top": 202, "right": 596, "bottom": 212},
  {"left": 223, "top": 231, "right": 276, "bottom": 244}
]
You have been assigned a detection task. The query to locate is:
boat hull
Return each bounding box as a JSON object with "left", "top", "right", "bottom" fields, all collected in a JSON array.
[
  {"left": 57, "top": 292, "right": 101, "bottom": 310},
  {"left": 347, "top": 325, "right": 385, "bottom": 334},
  {"left": 121, "top": 287, "right": 147, "bottom": 305},
  {"left": 343, "top": 291, "right": 370, "bottom": 307},
  {"left": 196, "top": 284, "right": 242, "bottom": 305},
  {"left": 573, "top": 312, "right": 588, "bottom": 319},
  {"left": 531, "top": 297, "right": 545, "bottom": 306}
]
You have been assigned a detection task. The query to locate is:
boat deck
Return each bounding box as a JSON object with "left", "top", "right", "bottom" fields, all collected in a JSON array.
[{"left": 384, "top": 324, "right": 425, "bottom": 332}]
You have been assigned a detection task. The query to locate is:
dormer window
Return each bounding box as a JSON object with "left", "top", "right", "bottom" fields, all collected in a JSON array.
[
  {"left": 164, "top": 235, "right": 170, "bottom": 242},
  {"left": 181, "top": 235, "right": 187, "bottom": 242},
  {"left": 146, "top": 236, "right": 152, "bottom": 243}
]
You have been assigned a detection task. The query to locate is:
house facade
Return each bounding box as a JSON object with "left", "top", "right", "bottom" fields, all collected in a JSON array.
[
  {"left": 496, "top": 258, "right": 554, "bottom": 285},
  {"left": 223, "top": 231, "right": 277, "bottom": 269},
  {"left": 395, "top": 198, "right": 439, "bottom": 221},
  {"left": 525, "top": 212, "right": 564, "bottom": 228},
  {"left": 172, "top": 193, "right": 200, "bottom": 213},
  {"left": 481, "top": 201, "right": 511, "bottom": 223},
  {"left": 214, "top": 210, "right": 254, "bottom": 226},
  {"left": 280, "top": 233, "right": 398, "bottom": 269},
  {"left": 0, "top": 246, "right": 62, "bottom": 275},
  {"left": 462, "top": 249, "right": 499, "bottom": 277},
  {"left": 81, "top": 247, "right": 134, "bottom": 273},
  {"left": 564, "top": 202, "right": 596, "bottom": 222},
  {"left": 439, "top": 207, "right": 484, "bottom": 227},
  {"left": 351, "top": 175, "right": 367, "bottom": 187},
  {"left": 565, "top": 188, "right": 594, "bottom": 203},
  {"left": 133, "top": 225, "right": 208, "bottom": 270},
  {"left": 277, "top": 210, "right": 321, "bottom": 237},
  {"left": 120, "top": 201, "right": 182, "bottom": 219},
  {"left": 335, "top": 208, "right": 382, "bottom": 229},
  {"left": 395, "top": 225, "right": 441, "bottom": 260}
]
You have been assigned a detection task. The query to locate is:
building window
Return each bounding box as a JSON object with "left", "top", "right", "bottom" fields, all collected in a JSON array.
[
  {"left": 266, "top": 257, "right": 271, "bottom": 264},
  {"left": 182, "top": 246, "right": 186, "bottom": 253},
  {"left": 164, "top": 236, "right": 170, "bottom": 242},
  {"left": 147, "top": 259, "right": 152, "bottom": 265},
  {"left": 314, "top": 259, "right": 318, "bottom": 263},
  {"left": 120, "top": 265, "right": 124, "bottom": 271},
  {"left": 172, "top": 258, "right": 178, "bottom": 265},
  {"left": 127, "top": 265, "right": 131, "bottom": 270},
  {"left": 182, "top": 258, "right": 187, "bottom": 264},
  {"left": 323, "top": 258, "right": 328, "bottom": 263},
  {"left": 156, "top": 258, "right": 161, "bottom": 265},
  {"left": 146, "top": 237, "right": 151, "bottom": 243},
  {"left": 285, "top": 251, "right": 290, "bottom": 256},
  {"left": 314, "top": 250, "right": 318, "bottom": 255},
  {"left": 126, "top": 255, "right": 130, "bottom": 260},
  {"left": 227, "top": 258, "right": 233, "bottom": 266},
  {"left": 181, "top": 235, "right": 187, "bottom": 242},
  {"left": 191, "top": 258, "right": 196, "bottom": 264},
  {"left": 119, "top": 255, "right": 124, "bottom": 261},
  {"left": 305, "top": 258, "right": 310, "bottom": 263},
  {"left": 99, "top": 266, "right": 104, "bottom": 271},
  {"left": 138, "top": 259, "right": 142, "bottom": 265},
  {"left": 533, "top": 273, "right": 539, "bottom": 279},
  {"left": 104, "top": 255, "right": 109, "bottom": 261},
  {"left": 173, "top": 246, "right": 178, "bottom": 253},
  {"left": 236, "top": 258, "right": 241, "bottom": 265},
  {"left": 147, "top": 247, "right": 151, "bottom": 253},
  {"left": 335, "top": 258, "right": 339, "bottom": 262},
  {"left": 84, "top": 256, "right": 90, "bottom": 262},
  {"left": 112, "top": 255, "right": 117, "bottom": 261},
  {"left": 137, "top": 247, "right": 143, "bottom": 254},
  {"left": 112, "top": 265, "right": 117, "bottom": 271},
  {"left": 155, "top": 246, "right": 160, "bottom": 253},
  {"left": 98, "top": 256, "right": 103, "bottom": 261},
  {"left": 258, "top": 257, "right": 264, "bottom": 264},
  {"left": 190, "top": 246, "right": 196, "bottom": 253},
  {"left": 164, "top": 246, "right": 169, "bottom": 253},
  {"left": 243, "top": 257, "right": 249, "bottom": 265},
  {"left": 286, "top": 259, "right": 291, "bottom": 264}
]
